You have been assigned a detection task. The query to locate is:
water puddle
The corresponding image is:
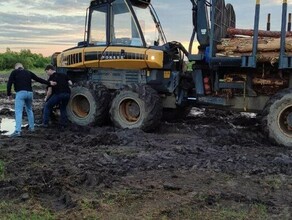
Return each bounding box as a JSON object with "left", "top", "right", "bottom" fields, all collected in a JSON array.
[
  {"left": 190, "top": 108, "right": 205, "bottom": 116},
  {"left": 0, "top": 118, "right": 15, "bottom": 135},
  {"left": 240, "top": 112, "right": 257, "bottom": 118}
]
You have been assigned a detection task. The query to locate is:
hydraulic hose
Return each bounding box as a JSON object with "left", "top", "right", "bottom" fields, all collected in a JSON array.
[{"left": 189, "top": 0, "right": 197, "bottom": 53}]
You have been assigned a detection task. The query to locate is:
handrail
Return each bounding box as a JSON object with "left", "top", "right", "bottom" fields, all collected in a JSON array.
[{"left": 279, "top": 0, "right": 288, "bottom": 69}]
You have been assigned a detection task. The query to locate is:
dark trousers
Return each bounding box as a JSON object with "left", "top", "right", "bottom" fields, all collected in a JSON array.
[{"left": 43, "top": 93, "right": 70, "bottom": 126}]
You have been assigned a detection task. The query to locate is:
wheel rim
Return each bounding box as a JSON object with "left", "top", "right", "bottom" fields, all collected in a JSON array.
[
  {"left": 119, "top": 98, "right": 141, "bottom": 123},
  {"left": 71, "top": 94, "right": 90, "bottom": 118},
  {"left": 278, "top": 105, "right": 292, "bottom": 137}
]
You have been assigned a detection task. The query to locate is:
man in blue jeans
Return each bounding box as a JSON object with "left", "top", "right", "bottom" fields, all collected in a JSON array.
[
  {"left": 41, "top": 64, "right": 72, "bottom": 128},
  {"left": 7, "top": 63, "right": 55, "bottom": 137}
]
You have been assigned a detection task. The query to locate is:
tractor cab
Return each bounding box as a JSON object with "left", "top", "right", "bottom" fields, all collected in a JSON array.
[
  {"left": 83, "top": 0, "right": 166, "bottom": 48},
  {"left": 56, "top": 0, "right": 170, "bottom": 76}
]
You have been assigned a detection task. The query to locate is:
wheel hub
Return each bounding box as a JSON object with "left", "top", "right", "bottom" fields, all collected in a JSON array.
[
  {"left": 287, "top": 112, "right": 292, "bottom": 127},
  {"left": 278, "top": 105, "right": 292, "bottom": 136},
  {"left": 119, "top": 99, "right": 140, "bottom": 122},
  {"left": 71, "top": 95, "right": 90, "bottom": 118}
]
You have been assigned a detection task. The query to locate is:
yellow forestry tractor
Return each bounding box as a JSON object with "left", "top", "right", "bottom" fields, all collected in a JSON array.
[{"left": 52, "top": 0, "right": 292, "bottom": 148}]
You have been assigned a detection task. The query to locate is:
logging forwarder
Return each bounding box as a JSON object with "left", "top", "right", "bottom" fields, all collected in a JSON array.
[{"left": 50, "top": 0, "right": 292, "bottom": 147}]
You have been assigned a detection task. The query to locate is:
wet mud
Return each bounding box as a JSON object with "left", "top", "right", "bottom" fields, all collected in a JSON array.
[{"left": 0, "top": 90, "right": 291, "bottom": 219}]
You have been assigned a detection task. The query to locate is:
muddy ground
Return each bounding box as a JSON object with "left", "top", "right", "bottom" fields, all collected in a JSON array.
[{"left": 0, "top": 85, "right": 291, "bottom": 219}]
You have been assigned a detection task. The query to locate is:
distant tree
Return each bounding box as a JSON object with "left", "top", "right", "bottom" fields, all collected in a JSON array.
[
  {"left": 2, "top": 51, "right": 18, "bottom": 69},
  {"left": 0, "top": 54, "right": 5, "bottom": 69},
  {"left": 0, "top": 48, "right": 50, "bottom": 70}
]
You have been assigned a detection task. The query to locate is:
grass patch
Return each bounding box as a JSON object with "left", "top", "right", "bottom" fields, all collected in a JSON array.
[
  {"left": 0, "top": 160, "right": 4, "bottom": 179},
  {"left": 99, "top": 189, "right": 141, "bottom": 206},
  {"left": 77, "top": 199, "right": 100, "bottom": 219},
  {"left": 0, "top": 83, "right": 6, "bottom": 92},
  {"left": 1, "top": 69, "right": 16, "bottom": 75},
  {"left": 93, "top": 189, "right": 270, "bottom": 220},
  {"left": 167, "top": 203, "right": 268, "bottom": 220},
  {"left": 0, "top": 68, "right": 46, "bottom": 77},
  {"left": 74, "top": 190, "right": 141, "bottom": 220},
  {"left": 0, "top": 70, "right": 11, "bottom": 75},
  {"left": 0, "top": 68, "right": 47, "bottom": 93},
  {"left": 263, "top": 175, "right": 283, "bottom": 190},
  {"left": 0, "top": 201, "right": 55, "bottom": 220}
]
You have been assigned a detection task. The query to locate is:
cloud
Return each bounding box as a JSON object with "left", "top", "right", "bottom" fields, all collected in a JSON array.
[
  {"left": 0, "top": 1, "right": 88, "bottom": 55},
  {"left": 151, "top": 0, "right": 193, "bottom": 42},
  {"left": 1, "top": 0, "right": 88, "bottom": 15},
  {"left": 0, "top": 11, "right": 85, "bottom": 52},
  {"left": 0, "top": 0, "right": 287, "bottom": 56}
]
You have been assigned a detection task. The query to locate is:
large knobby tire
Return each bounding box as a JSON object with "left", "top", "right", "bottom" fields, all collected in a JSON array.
[
  {"left": 261, "top": 88, "right": 292, "bottom": 148},
  {"left": 67, "top": 81, "right": 111, "bottom": 126},
  {"left": 110, "top": 84, "right": 162, "bottom": 132},
  {"left": 214, "top": 0, "right": 227, "bottom": 39},
  {"left": 226, "top": 3, "right": 236, "bottom": 28}
]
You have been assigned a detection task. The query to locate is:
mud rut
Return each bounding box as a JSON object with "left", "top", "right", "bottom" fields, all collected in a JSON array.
[{"left": 0, "top": 90, "right": 291, "bottom": 218}]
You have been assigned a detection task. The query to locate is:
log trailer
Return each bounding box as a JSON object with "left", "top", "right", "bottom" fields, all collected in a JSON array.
[{"left": 52, "top": 0, "right": 292, "bottom": 147}]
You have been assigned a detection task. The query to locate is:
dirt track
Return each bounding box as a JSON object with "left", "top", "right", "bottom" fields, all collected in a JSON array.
[{"left": 0, "top": 89, "right": 292, "bottom": 219}]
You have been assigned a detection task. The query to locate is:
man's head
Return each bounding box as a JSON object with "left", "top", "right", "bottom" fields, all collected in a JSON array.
[
  {"left": 45, "top": 64, "right": 56, "bottom": 75},
  {"left": 15, "top": 63, "right": 24, "bottom": 70}
]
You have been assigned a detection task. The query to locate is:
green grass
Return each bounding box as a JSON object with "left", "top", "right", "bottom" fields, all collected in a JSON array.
[
  {"left": 92, "top": 188, "right": 270, "bottom": 220},
  {"left": 0, "top": 83, "right": 6, "bottom": 92},
  {"left": 0, "top": 201, "right": 55, "bottom": 220},
  {"left": 0, "top": 70, "right": 10, "bottom": 75},
  {"left": 161, "top": 203, "right": 268, "bottom": 220},
  {"left": 0, "top": 68, "right": 46, "bottom": 77},
  {"left": 263, "top": 175, "right": 283, "bottom": 190},
  {"left": 0, "top": 68, "right": 46, "bottom": 93},
  {"left": 0, "top": 188, "right": 271, "bottom": 220},
  {"left": 0, "top": 160, "right": 4, "bottom": 179}
]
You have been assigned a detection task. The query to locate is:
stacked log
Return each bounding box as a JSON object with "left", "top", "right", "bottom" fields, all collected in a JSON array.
[
  {"left": 216, "top": 28, "right": 292, "bottom": 64},
  {"left": 227, "top": 28, "right": 292, "bottom": 38}
]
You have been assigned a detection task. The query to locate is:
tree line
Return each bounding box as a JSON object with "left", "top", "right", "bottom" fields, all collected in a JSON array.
[{"left": 0, "top": 48, "right": 50, "bottom": 70}]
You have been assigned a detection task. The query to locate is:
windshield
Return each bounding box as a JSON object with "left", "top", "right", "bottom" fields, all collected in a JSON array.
[
  {"left": 88, "top": 0, "right": 166, "bottom": 47},
  {"left": 110, "top": 0, "right": 143, "bottom": 46},
  {"left": 132, "top": 5, "right": 166, "bottom": 47}
]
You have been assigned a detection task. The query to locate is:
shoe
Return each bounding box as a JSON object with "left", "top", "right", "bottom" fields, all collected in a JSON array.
[
  {"left": 9, "top": 131, "right": 21, "bottom": 138},
  {"left": 35, "top": 123, "right": 48, "bottom": 128}
]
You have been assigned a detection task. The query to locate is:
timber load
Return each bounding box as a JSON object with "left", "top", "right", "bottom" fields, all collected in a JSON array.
[{"left": 216, "top": 28, "right": 292, "bottom": 64}]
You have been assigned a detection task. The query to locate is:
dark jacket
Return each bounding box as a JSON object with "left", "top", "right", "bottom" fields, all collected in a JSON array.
[
  {"left": 48, "top": 72, "right": 71, "bottom": 94},
  {"left": 7, "top": 68, "right": 50, "bottom": 96}
]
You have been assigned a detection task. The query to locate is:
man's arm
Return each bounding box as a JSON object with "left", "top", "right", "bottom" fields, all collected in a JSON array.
[
  {"left": 30, "top": 71, "right": 50, "bottom": 85},
  {"left": 44, "top": 87, "right": 53, "bottom": 102},
  {"left": 66, "top": 74, "right": 73, "bottom": 86},
  {"left": 7, "top": 70, "right": 15, "bottom": 97}
]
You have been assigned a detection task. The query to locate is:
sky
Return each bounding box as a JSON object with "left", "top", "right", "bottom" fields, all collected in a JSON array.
[{"left": 0, "top": 0, "right": 286, "bottom": 57}]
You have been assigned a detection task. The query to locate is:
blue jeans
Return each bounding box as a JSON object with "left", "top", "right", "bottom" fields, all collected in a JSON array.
[
  {"left": 15, "top": 90, "right": 34, "bottom": 133},
  {"left": 43, "top": 93, "right": 70, "bottom": 126}
]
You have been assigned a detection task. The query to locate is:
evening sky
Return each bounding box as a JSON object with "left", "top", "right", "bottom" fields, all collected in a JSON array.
[{"left": 0, "top": 0, "right": 286, "bottom": 56}]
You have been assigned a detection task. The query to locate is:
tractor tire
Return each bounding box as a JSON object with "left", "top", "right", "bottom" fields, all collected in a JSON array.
[
  {"left": 110, "top": 84, "right": 162, "bottom": 132},
  {"left": 214, "top": 0, "right": 227, "bottom": 39},
  {"left": 261, "top": 88, "right": 292, "bottom": 148},
  {"left": 67, "top": 81, "right": 111, "bottom": 126},
  {"left": 226, "top": 3, "right": 236, "bottom": 28}
]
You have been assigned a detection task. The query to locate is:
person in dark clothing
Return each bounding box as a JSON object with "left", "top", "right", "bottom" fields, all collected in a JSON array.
[
  {"left": 7, "top": 63, "right": 55, "bottom": 137},
  {"left": 41, "top": 64, "right": 72, "bottom": 128},
  {"left": 36, "top": 74, "right": 59, "bottom": 124}
]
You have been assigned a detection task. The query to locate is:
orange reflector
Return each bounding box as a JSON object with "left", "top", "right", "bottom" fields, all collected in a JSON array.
[{"left": 164, "top": 71, "right": 171, "bottom": 79}]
